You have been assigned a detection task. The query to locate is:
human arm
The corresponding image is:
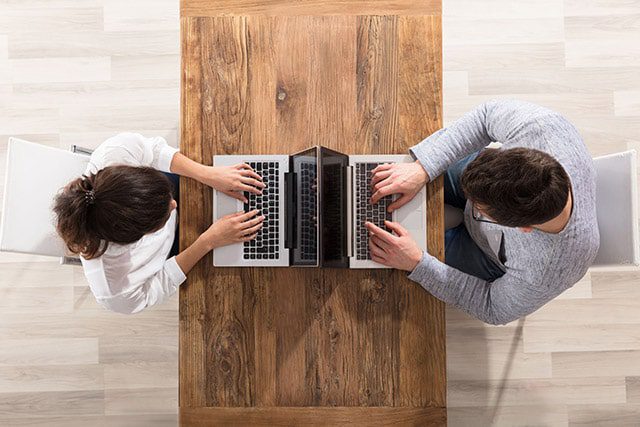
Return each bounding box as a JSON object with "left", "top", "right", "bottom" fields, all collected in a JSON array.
[
  {"left": 86, "top": 133, "right": 264, "bottom": 202},
  {"left": 365, "top": 221, "right": 554, "bottom": 325},
  {"left": 169, "top": 153, "right": 265, "bottom": 203},
  {"left": 89, "top": 210, "right": 264, "bottom": 315},
  {"left": 409, "top": 99, "right": 559, "bottom": 180},
  {"left": 175, "top": 209, "right": 264, "bottom": 273},
  {"left": 370, "top": 100, "right": 560, "bottom": 211}
]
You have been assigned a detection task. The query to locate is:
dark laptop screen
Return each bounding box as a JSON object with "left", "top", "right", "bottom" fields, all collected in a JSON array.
[
  {"left": 319, "top": 147, "right": 349, "bottom": 268},
  {"left": 290, "top": 147, "right": 319, "bottom": 266}
]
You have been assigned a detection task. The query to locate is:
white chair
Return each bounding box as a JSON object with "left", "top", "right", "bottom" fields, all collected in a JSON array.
[
  {"left": 0, "top": 137, "right": 92, "bottom": 264},
  {"left": 593, "top": 149, "right": 640, "bottom": 266}
]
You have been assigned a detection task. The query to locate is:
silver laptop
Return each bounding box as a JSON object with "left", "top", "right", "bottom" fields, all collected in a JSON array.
[{"left": 213, "top": 147, "right": 427, "bottom": 268}]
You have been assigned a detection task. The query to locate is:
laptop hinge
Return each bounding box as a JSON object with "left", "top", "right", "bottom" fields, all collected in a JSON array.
[
  {"left": 346, "top": 165, "right": 353, "bottom": 258},
  {"left": 284, "top": 171, "right": 296, "bottom": 249}
]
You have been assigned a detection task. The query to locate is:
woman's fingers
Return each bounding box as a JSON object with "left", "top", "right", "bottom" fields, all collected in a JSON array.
[
  {"left": 240, "top": 177, "right": 266, "bottom": 189},
  {"left": 239, "top": 183, "right": 262, "bottom": 195},
  {"left": 237, "top": 209, "right": 260, "bottom": 222},
  {"left": 240, "top": 168, "right": 264, "bottom": 182},
  {"left": 242, "top": 221, "right": 263, "bottom": 236},
  {"left": 240, "top": 232, "right": 258, "bottom": 242},
  {"left": 241, "top": 214, "right": 264, "bottom": 229},
  {"left": 225, "top": 191, "right": 248, "bottom": 203}
]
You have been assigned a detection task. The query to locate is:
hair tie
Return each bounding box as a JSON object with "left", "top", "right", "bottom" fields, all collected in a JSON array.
[{"left": 84, "top": 189, "right": 95, "bottom": 205}]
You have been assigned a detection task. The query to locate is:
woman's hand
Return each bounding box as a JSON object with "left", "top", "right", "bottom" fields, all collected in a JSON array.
[
  {"left": 201, "top": 164, "right": 265, "bottom": 203},
  {"left": 370, "top": 160, "right": 429, "bottom": 212},
  {"left": 364, "top": 220, "right": 423, "bottom": 272},
  {"left": 199, "top": 209, "right": 264, "bottom": 250}
]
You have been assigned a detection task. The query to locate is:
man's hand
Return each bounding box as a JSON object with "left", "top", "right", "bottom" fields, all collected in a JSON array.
[
  {"left": 370, "top": 160, "right": 429, "bottom": 212},
  {"left": 200, "top": 163, "right": 265, "bottom": 203},
  {"left": 364, "top": 220, "right": 423, "bottom": 272}
]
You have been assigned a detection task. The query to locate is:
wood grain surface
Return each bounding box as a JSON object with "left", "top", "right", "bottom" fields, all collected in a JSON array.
[
  {"left": 179, "top": 11, "right": 444, "bottom": 420},
  {"left": 180, "top": 406, "right": 447, "bottom": 426},
  {"left": 181, "top": 0, "right": 441, "bottom": 17}
]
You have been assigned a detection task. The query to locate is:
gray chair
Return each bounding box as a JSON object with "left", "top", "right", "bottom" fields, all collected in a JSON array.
[
  {"left": 593, "top": 149, "right": 640, "bottom": 266},
  {"left": 0, "top": 137, "right": 93, "bottom": 265}
]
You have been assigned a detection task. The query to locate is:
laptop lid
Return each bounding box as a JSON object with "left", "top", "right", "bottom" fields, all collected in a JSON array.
[{"left": 319, "top": 147, "right": 349, "bottom": 268}]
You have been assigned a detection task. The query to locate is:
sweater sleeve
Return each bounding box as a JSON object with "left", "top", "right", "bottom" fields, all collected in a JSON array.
[
  {"left": 409, "top": 99, "right": 559, "bottom": 179},
  {"left": 407, "top": 251, "right": 563, "bottom": 325}
]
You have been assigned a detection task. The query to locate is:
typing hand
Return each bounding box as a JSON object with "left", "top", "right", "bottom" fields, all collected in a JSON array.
[
  {"left": 202, "top": 163, "right": 265, "bottom": 203},
  {"left": 201, "top": 210, "right": 264, "bottom": 249},
  {"left": 364, "top": 220, "right": 423, "bottom": 272},
  {"left": 370, "top": 160, "right": 429, "bottom": 212}
]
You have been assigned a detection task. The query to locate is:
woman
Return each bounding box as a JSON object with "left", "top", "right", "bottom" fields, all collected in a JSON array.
[{"left": 53, "top": 132, "right": 264, "bottom": 314}]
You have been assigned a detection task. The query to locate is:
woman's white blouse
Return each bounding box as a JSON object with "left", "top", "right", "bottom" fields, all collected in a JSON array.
[{"left": 80, "top": 133, "right": 187, "bottom": 314}]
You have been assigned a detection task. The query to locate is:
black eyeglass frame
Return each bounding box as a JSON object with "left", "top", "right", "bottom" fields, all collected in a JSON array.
[{"left": 471, "top": 203, "right": 499, "bottom": 225}]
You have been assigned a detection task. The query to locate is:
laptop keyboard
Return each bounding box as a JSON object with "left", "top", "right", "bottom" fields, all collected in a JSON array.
[
  {"left": 243, "top": 162, "right": 280, "bottom": 260},
  {"left": 355, "top": 163, "right": 393, "bottom": 260},
  {"left": 299, "top": 162, "right": 317, "bottom": 260}
]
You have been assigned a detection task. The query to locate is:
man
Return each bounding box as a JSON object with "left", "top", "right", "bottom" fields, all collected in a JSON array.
[{"left": 365, "top": 100, "right": 599, "bottom": 325}]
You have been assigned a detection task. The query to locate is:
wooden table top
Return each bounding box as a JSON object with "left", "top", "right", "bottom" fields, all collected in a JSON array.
[{"left": 179, "top": 1, "right": 444, "bottom": 425}]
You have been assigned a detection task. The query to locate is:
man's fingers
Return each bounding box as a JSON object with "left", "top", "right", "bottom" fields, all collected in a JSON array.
[
  {"left": 226, "top": 191, "right": 248, "bottom": 203},
  {"left": 371, "top": 235, "right": 390, "bottom": 251},
  {"left": 370, "top": 185, "right": 395, "bottom": 205},
  {"left": 387, "top": 194, "right": 413, "bottom": 212},
  {"left": 369, "top": 240, "right": 387, "bottom": 259},
  {"left": 372, "top": 177, "right": 393, "bottom": 193},
  {"left": 364, "top": 221, "right": 395, "bottom": 244},
  {"left": 238, "top": 163, "right": 255, "bottom": 172},
  {"left": 241, "top": 177, "right": 266, "bottom": 189},
  {"left": 371, "top": 170, "right": 392, "bottom": 188},
  {"left": 372, "top": 163, "right": 393, "bottom": 174},
  {"left": 371, "top": 253, "right": 388, "bottom": 265},
  {"left": 385, "top": 220, "right": 408, "bottom": 237}
]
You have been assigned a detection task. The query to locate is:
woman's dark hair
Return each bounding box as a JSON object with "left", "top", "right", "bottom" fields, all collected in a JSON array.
[
  {"left": 53, "top": 165, "right": 174, "bottom": 259},
  {"left": 461, "top": 148, "right": 571, "bottom": 227}
]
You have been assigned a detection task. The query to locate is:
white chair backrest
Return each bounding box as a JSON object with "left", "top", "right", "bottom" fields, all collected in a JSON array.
[
  {"left": 0, "top": 138, "right": 90, "bottom": 257},
  {"left": 593, "top": 149, "right": 640, "bottom": 266}
]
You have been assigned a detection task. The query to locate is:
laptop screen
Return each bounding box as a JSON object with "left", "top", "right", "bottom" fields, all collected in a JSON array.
[
  {"left": 319, "top": 147, "right": 349, "bottom": 268},
  {"left": 290, "top": 147, "right": 319, "bottom": 266}
]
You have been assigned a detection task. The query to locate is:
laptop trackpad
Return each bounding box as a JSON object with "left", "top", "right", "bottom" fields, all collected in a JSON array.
[
  {"left": 395, "top": 192, "right": 424, "bottom": 230},
  {"left": 217, "top": 193, "right": 241, "bottom": 218}
]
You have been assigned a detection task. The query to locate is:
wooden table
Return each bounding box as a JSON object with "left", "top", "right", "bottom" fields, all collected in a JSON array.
[{"left": 179, "top": 1, "right": 445, "bottom": 425}]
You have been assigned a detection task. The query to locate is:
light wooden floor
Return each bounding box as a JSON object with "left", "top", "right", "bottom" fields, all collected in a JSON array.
[{"left": 0, "top": 0, "right": 639, "bottom": 426}]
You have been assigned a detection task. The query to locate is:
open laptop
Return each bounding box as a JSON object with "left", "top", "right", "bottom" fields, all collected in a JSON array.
[{"left": 213, "top": 147, "right": 427, "bottom": 268}]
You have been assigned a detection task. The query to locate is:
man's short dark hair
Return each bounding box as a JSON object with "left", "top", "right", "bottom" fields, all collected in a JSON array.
[{"left": 461, "top": 148, "right": 571, "bottom": 227}]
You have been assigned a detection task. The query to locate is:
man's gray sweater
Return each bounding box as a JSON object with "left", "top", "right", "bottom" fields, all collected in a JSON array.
[{"left": 408, "top": 100, "right": 600, "bottom": 325}]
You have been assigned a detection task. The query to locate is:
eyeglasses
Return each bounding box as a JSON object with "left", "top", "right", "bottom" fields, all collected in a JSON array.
[{"left": 471, "top": 203, "right": 498, "bottom": 225}]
